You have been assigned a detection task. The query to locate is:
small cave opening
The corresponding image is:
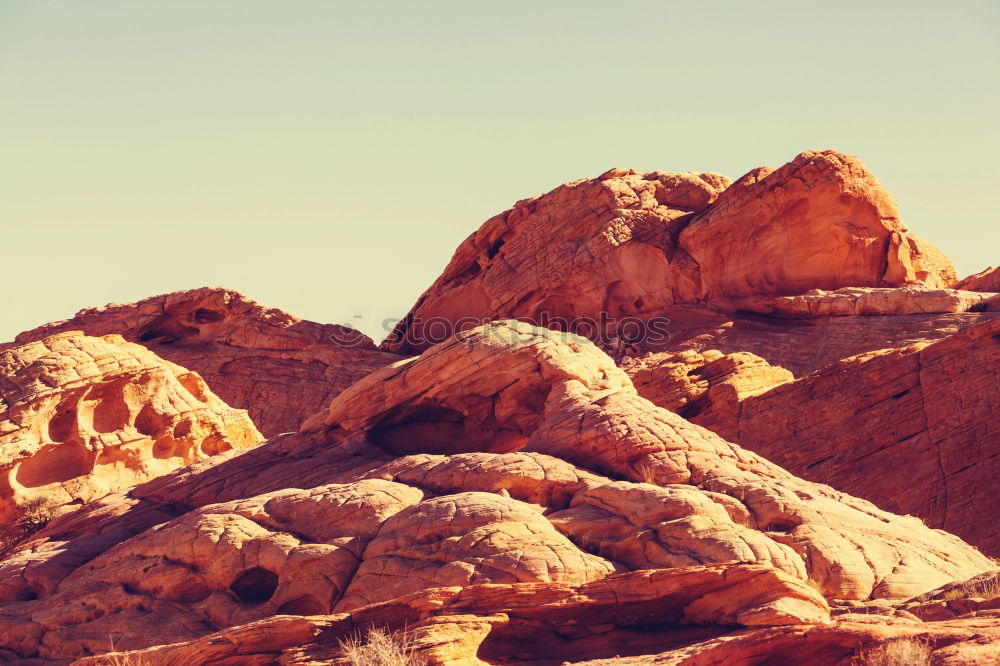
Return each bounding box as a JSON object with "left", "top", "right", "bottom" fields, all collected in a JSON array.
[
  {"left": 485, "top": 238, "right": 506, "bottom": 259},
  {"left": 193, "top": 308, "right": 225, "bottom": 323},
  {"left": 369, "top": 405, "right": 527, "bottom": 456},
  {"left": 678, "top": 402, "right": 704, "bottom": 420},
  {"left": 229, "top": 567, "right": 279, "bottom": 604},
  {"left": 136, "top": 315, "right": 200, "bottom": 345}
]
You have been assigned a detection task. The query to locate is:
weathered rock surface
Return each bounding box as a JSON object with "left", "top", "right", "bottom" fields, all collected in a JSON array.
[
  {"left": 0, "top": 332, "right": 262, "bottom": 527},
  {"left": 717, "top": 286, "right": 995, "bottom": 319},
  {"left": 609, "top": 616, "right": 1000, "bottom": 665},
  {"left": 622, "top": 350, "right": 792, "bottom": 441},
  {"left": 957, "top": 266, "right": 1000, "bottom": 292},
  {"left": 0, "top": 322, "right": 991, "bottom": 662},
  {"left": 74, "top": 564, "right": 828, "bottom": 665},
  {"left": 706, "top": 316, "right": 1000, "bottom": 555},
  {"left": 8, "top": 288, "right": 399, "bottom": 436},
  {"left": 4, "top": 149, "right": 1000, "bottom": 664},
  {"left": 649, "top": 303, "right": 1000, "bottom": 376},
  {"left": 384, "top": 151, "right": 955, "bottom": 354},
  {"left": 678, "top": 151, "right": 955, "bottom": 301}
]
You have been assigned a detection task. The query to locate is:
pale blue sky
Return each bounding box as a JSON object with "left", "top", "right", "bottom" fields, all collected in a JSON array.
[{"left": 2, "top": 1, "right": 998, "bottom": 343}]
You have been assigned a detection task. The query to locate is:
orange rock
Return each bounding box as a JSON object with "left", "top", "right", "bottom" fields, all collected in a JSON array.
[
  {"left": 622, "top": 349, "right": 792, "bottom": 440},
  {"left": 384, "top": 151, "right": 955, "bottom": 354},
  {"left": 0, "top": 332, "right": 261, "bottom": 526},
  {"left": 0, "top": 322, "right": 995, "bottom": 662},
  {"left": 648, "top": 300, "right": 1000, "bottom": 376},
  {"left": 679, "top": 151, "right": 956, "bottom": 300},
  {"left": 383, "top": 169, "right": 730, "bottom": 353},
  {"left": 8, "top": 288, "right": 400, "bottom": 436},
  {"left": 72, "top": 564, "right": 828, "bottom": 665},
  {"left": 716, "top": 316, "right": 1000, "bottom": 555},
  {"left": 957, "top": 266, "right": 1000, "bottom": 292},
  {"left": 637, "top": 616, "right": 1000, "bottom": 665}
]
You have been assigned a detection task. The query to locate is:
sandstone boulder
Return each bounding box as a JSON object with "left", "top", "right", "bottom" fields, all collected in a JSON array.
[
  {"left": 8, "top": 288, "right": 400, "bottom": 436},
  {"left": 74, "top": 564, "right": 828, "bottom": 665},
  {"left": 384, "top": 151, "right": 955, "bottom": 354},
  {"left": 678, "top": 150, "right": 956, "bottom": 300}
]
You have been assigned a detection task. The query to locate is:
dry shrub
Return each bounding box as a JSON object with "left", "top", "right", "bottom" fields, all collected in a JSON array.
[
  {"left": 0, "top": 495, "right": 61, "bottom": 558},
  {"left": 941, "top": 576, "right": 1000, "bottom": 601},
  {"left": 338, "top": 628, "right": 425, "bottom": 666},
  {"left": 854, "top": 638, "right": 932, "bottom": 666},
  {"left": 636, "top": 463, "right": 658, "bottom": 485}
]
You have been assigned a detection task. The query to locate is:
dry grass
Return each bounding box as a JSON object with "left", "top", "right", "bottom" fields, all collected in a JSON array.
[
  {"left": 636, "top": 464, "right": 658, "bottom": 485},
  {"left": 338, "top": 628, "right": 425, "bottom": 666},
  {"left": 854, "top": 638, "right": 932, "bottom": 666},
  {"left": 941, "top": 576, "right": 1000, "bottom": 601}
]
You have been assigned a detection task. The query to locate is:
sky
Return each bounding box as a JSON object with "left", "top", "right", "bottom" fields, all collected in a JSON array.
[{"left": 1, "top": 0, "right": 998, "bottom": 343}]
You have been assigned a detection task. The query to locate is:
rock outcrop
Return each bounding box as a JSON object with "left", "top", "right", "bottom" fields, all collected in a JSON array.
[
  {"left": 384, "top": 151, "right": 955, "bottom": 354},
  {"left": 677, "top": 152, "right": 955, "bottom": 299},
  {"left": 647, "top": 300, "right": 1000, "bottom": 376},
  {"left": 0, "top": 332, "right": 262, "bottom": 527},
  {"left": 958, "top": 266, "right": 1000, "bottom": 292},
  {"left": 0, "top": 322, "right": 992, "bottom": 662},
  {"left": 8, "top": 288, "right": 400, "bottom": 436},
  {"left": 75, "top": 564, "right": 829, "bottom": 665},
  {"left": 699, "top": 316, "right": 1000, "bottom": 555},
  {"left": 622, "top": 350, "right": 793, "bottom": 442},
  {"left": 3, "top": 149, "right": 1000, "bottom": 665}
]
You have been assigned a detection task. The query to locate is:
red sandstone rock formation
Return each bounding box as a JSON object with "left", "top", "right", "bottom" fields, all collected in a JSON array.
[
  {"left": 958, "top": 266, "right": 1000, "bottom": 292},
  {"left": 684, "top": 316, "right": 1000, "bottom": 556},
  {"left": 3, "top": 151, "right": 1000, "bottom": 664},
  {"left": 8, "top": 288, "right": 399, "bottom": 436},
  {"left": 677, "top": 152, "right": 955, "bottom": 300},
  {"left": 384, "top": 150, "right": 956, "bottom": 354},
  {"left": 0, "top": 322, "right": 993, "bottom": 663},
  {"left": 622, "top": 350, "right": 793, "bottom": 442},
  {"left": 0, "top": 332, "right": 262, "bottom": 527}
]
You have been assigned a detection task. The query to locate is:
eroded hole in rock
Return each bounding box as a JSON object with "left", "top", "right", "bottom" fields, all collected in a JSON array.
[
  {"left": 369, "top": 405, "right": 527, "bottom": 455},
  {"left": 277, "top": 595, "right": 326, "bottom": 615},
  {"left": 176, "top": 372, "right": 210, "bottom": 403},
  {"left": 135, "top": 403, "right": 170, "bottom": 437},
  {"left": 137, "top": 315, "right": 199, "bottom": 345},
  {"left": 763, "top": 520, "right": 797, "bottom": 533},
  {"left": 229, "top": 567, "right": 279, "bottom": 604},
  {"left": 486, "top": 238, "right": 505, "bottom": 259},
  {"left": 967, "top": 301, "right": 988, "bottom": 313},
  {"left": 193, "top": 308, "right": 225, "bottom": 323},
  {"left": 16, "top": 440, "right": 94, "bottom": 488},
  {"left": 84, "top": 380, "right": 132, "bottom": 434},
  {"left": 47, "top": 405, "right": 77, "bottom": 443},
  {"left": 678, "top": 403, "right": 704, "bottom": 419}
]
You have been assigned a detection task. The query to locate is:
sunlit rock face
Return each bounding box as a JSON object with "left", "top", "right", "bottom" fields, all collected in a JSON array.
[
  {"left": 384, "top": 150, "right": 955, "bottom": 354},
  {"left": 0, "top": 322, "right": 993, "bottom": 662},
  {"left": 0, "top": 331, "right": 262, "bottom": 524},
  {"left": 3, "top": 150, "right": 1000, "bottom": 665}
]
